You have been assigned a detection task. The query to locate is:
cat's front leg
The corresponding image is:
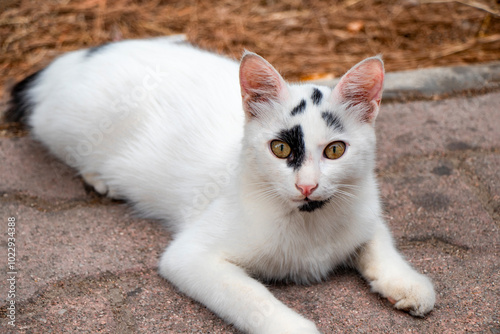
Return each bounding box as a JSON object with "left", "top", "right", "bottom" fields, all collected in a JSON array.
[
  {"left": 158, "top": 230, "right": 320, "bottom": 334},
  {"left": 355, "top": 220, "right": 435, "bottom": 317}
]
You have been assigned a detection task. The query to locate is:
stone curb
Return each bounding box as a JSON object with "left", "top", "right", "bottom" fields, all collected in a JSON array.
[{"left": 310, "top": 61, "right": 500, "bottom": 102}]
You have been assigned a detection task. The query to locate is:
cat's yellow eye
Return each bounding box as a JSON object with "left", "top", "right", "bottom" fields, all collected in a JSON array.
[
  {"left": 270, "top": 140, "right": 291, "bottom": 159},
  {"left": 324, "top": 141, "right": 346, "bottom": 160}
]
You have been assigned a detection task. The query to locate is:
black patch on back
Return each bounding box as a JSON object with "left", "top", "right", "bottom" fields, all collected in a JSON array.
[
  {"left": 299, "top": 199, "right": 329, "bottom": 212},
  {"left": 86, "top": 43, "right": 110, "bottom": 58},
  {"left": 277, "top": 125, "right": 306, "bottom": 171},
  {"left": 4, "top": 70, "right": 43, "bottom": 124},
  {"left": 290, "top": 99, "right": 306, "bottom": 116},
  {"left": 311, "top": 88, "right": 323, "bottom": 105},
  {"left": 321, "top": 111, "right": 344, "bottom": 132}
]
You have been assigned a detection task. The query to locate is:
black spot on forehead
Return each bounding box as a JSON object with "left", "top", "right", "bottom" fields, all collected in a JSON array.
[
  {"left": 311, "top": 88, "right": 323, "bottom": 105},
  {"left": 277, "top": 125, "right": 306, "bottom": 171},
  {"left": 321, "top": 111, "right": 344, "bottom": 132},
  {"left": 299, "top": 199, "right": 329, "bottom": 212},
  {"left": 290, "top": 99, "right": 306, "bottom": 116}
]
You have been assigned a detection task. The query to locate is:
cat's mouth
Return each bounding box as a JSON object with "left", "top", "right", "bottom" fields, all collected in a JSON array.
[{"left": 294, "top": 197, "right": 332, "bottom": 213}]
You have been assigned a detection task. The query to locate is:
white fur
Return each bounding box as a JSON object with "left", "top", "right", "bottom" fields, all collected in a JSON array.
[{"left": 23, "top": 38, "right": 435, "bottom": 333}]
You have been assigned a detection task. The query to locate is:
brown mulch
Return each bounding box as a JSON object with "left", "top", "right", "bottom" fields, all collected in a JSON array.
[{"left": 1, "top": 0, "right": 499, "bottom": 103}]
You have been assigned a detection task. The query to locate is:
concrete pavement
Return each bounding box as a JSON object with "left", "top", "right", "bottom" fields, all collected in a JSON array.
[{"left": 0, "top": 66, "right": 499, "bottom": 333}]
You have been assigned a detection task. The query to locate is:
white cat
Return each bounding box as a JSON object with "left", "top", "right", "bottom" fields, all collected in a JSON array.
[{"left": 6, "top": 38, "right": 435, "bottom": 333}]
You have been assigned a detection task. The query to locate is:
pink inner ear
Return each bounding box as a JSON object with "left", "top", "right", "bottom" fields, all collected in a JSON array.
[
  {"left": 363, "top": 63, "right": 384, "bottom": 103},
  {"left": 239, "top": 53, "right": 286, "bottom": 108},
  {"left": 335, "top": 57, "right": 384, "bottom": 122}
]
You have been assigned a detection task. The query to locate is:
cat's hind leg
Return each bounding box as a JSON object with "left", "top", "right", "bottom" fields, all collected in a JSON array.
[{"left": 81, "top": 172, "right": 119, "bottom": 198}]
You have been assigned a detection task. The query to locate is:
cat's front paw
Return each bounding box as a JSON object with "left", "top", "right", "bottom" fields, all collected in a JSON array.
[
  {"left": 371, "top": 271, "right": 435, "bottom": 317},
  {"left": 266, "top": 321, "right": 320, "bottom": 334},
  {"left": 259, "top": 313, "right": 320, "bottom": 334}
]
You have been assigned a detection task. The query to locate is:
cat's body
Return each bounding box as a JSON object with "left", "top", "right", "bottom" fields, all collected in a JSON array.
[{"left": 7, "top": 38, "right": 435, "bottom": 333}]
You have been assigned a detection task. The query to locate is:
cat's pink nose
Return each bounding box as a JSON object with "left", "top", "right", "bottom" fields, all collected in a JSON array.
[{"left": 295, "top": 183, "right": 318, "bottom": 197}]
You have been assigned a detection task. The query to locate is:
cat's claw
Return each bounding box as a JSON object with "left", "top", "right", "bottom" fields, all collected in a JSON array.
[{"left": 394, "top": 294, "right": 435, "bottom": 317}]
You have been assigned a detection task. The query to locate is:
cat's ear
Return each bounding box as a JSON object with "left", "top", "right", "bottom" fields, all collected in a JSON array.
[
  {"left": 239, "top": 52, "right": 288, "bottom": 119},
  {"left": 333, "top": 56, "right": 384, "bottom": 123}
]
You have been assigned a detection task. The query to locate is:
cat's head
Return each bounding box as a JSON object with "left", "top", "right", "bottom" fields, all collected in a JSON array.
[{"left": 239, "top": 52, "right": 384, "bottom": 213}]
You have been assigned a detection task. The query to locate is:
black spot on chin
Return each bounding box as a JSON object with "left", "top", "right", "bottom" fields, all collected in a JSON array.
[
  {"left": 299, "top": 199, "right": 328, "bottom": 212},
  {"left": 321, "top": 111, "right": 344, "bottom": 132},
  {"left": 277, "top": 125, "right": 305, "bottom": 171},
  {"left": 311, "top": 88, "right": 323, "bottom": 105},
  {"left": 291, "top": 99, "right": 307, "bottom": 116}
]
